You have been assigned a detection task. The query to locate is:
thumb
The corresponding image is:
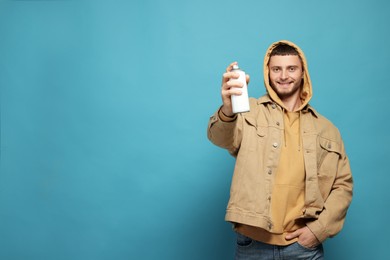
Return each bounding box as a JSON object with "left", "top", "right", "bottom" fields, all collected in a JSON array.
[{"left": 285, "top": 229, "right": 302, "bottom": 240}]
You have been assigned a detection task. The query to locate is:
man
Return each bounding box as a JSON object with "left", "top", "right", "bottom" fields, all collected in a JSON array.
[{"left": 207, "top": 40, "right": 353, "bottom": 259}]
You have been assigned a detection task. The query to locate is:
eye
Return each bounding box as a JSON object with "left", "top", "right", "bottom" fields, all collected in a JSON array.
[
  {"left": 272, "top": 67, "right": 280, "bottom": 72},
  {"left": 289, "top": 67, "right": 296, "bottom": 72}
]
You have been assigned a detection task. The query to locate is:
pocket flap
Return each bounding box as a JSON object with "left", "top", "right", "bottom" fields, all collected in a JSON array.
[
  {"left": 319, "top": 137, "right": 341, "bottom": 154},
  {"left": 244, "top": 116, "right": 256, "bottom": 127},
  {"left": 244, "top": 116, "right": 266, "bottom": 137}
]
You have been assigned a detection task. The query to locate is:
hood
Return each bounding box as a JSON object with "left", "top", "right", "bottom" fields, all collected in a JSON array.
[{"left": 263, "top": 40, "right": 312, "bottom": 111}]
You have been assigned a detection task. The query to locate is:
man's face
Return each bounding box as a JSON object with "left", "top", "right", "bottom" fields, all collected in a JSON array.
[{"left": 268, "top": 55, "right": 304, "bottom": 100}]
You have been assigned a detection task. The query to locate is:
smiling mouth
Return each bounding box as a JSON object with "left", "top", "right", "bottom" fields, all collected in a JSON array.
[{"left": 277, "top": 82, "right": 292, "bottom": 87}]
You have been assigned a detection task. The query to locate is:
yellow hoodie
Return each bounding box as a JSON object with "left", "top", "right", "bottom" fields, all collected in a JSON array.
[{"left": 236, "top": 40, "right": 314, "bottom": 245}]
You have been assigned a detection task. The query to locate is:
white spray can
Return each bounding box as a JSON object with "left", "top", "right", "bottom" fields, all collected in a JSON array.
[{"left": 230, "top": 64, "right": 250, "bottom": 113}]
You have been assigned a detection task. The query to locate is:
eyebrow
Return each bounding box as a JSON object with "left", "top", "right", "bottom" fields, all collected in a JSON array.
[{"left": 270, "top": 65, "right": 299, "bottom": 68}]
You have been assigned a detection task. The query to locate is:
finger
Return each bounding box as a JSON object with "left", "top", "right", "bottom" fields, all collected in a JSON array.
[
  {"left": 226, "top": 80, "right": 244, "bottom": 88},
  {"left": 222, "top": 88, "right": 242, "bottom": 97},
  {"left": 221, "top": 62, "right": 238, "bottom": 83},
  {"left": 222, "top": 71, "right": 240, "bottom": 84},
  {"left": 246, "top": 74, "right": 250, "bottom": 84},
  {"left": 285, "top": 229, "right": 301, "bottom": 240},
  {"left": 229, "top": 89, "right": 243, "bottom": 95},
  {"left": 225, "top": 61, "right": 238, "bottom": 72}
]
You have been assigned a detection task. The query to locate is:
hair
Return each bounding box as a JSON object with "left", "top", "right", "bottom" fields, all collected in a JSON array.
[{"left": 270, "top": 43, "right": 300, "bottom": 57}]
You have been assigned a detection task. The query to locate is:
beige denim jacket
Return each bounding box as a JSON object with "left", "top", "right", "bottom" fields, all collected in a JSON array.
[{"left": 207, "top": 96, "right": 353, "bottom": 242}]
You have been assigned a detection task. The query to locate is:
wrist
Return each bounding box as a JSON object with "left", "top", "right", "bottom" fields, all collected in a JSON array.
[{"left": 218, "top": 107, "right": 237, "bottom": 122}]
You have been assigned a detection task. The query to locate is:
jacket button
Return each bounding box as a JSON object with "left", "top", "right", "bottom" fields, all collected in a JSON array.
[
  {"left": 276, "top": 122, "right": 280, "bottom": 126},
  {"left": 328, "top": 144, "right": 332, "bottom": 149},
  {"left": 268, "top": 169, "right": 272, "bottom": 175},
  {"left": 271, "top": 104, "right": 276, "bottom": 109},
  {"left": 272, "top": 142, "right": 278, "bottom": 148}
]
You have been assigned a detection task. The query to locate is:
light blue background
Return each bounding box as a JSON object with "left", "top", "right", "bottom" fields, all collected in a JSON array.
[{"left": 1, "top": 0, "right": 389, "bottom": 259}]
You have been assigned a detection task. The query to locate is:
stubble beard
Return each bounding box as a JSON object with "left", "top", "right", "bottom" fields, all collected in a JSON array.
[{"left": 270, "top": 81, "right": 303, "bottom": 100}]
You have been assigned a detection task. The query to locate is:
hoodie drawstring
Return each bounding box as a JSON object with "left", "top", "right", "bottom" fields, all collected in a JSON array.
[{"left": 282, "top": 108, "right": 302, "bottom": 152}]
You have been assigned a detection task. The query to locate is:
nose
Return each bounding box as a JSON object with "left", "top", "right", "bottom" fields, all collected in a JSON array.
[{"left": 280, "top": 69, "right": 288, "bottom": 80}]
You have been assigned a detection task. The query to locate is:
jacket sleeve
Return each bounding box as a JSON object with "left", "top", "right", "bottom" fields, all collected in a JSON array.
[
  {"left": 306, "top": 140, "right": 353, "bottom": 242},
  {"left": 207, "top": 107, "right": 243, "bottom": 157}
]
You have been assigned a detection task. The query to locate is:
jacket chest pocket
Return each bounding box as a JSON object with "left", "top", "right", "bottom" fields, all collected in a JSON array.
[
  {"left": 316, "top": 137, "right": 342, "bottom": 199},
  {"left": 243, "top": 117, "right": 267, "bottom": 152},
  {"left": 317, "top": 137, "right": 341, "bottom": 174}
]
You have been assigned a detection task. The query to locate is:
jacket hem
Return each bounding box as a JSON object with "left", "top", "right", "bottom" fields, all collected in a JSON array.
[{"left": 225, "top": 211, "right": 272, "bottom": 231}]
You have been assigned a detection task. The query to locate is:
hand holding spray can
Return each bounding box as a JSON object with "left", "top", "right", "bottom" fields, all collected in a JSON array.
[{"left": 230, "top": 64, "right": 250, "bottom": 113}]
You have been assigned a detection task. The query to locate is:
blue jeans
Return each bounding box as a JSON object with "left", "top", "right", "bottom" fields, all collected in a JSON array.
[{"left": 235, "top": 232, "right": 324, "bottom": 260}]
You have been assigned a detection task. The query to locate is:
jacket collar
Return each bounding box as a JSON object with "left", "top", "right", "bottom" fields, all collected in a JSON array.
[{"left": 257, "top": 95, "right": 319, "bottom": 118}]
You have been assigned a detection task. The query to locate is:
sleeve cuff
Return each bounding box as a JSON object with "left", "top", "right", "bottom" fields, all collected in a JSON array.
[
  {"left": 218, "top": 108, "right": 237, "bottom": 122},
  {"left": 306, "top": 221, "right": 329, "bottom": 243}
]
